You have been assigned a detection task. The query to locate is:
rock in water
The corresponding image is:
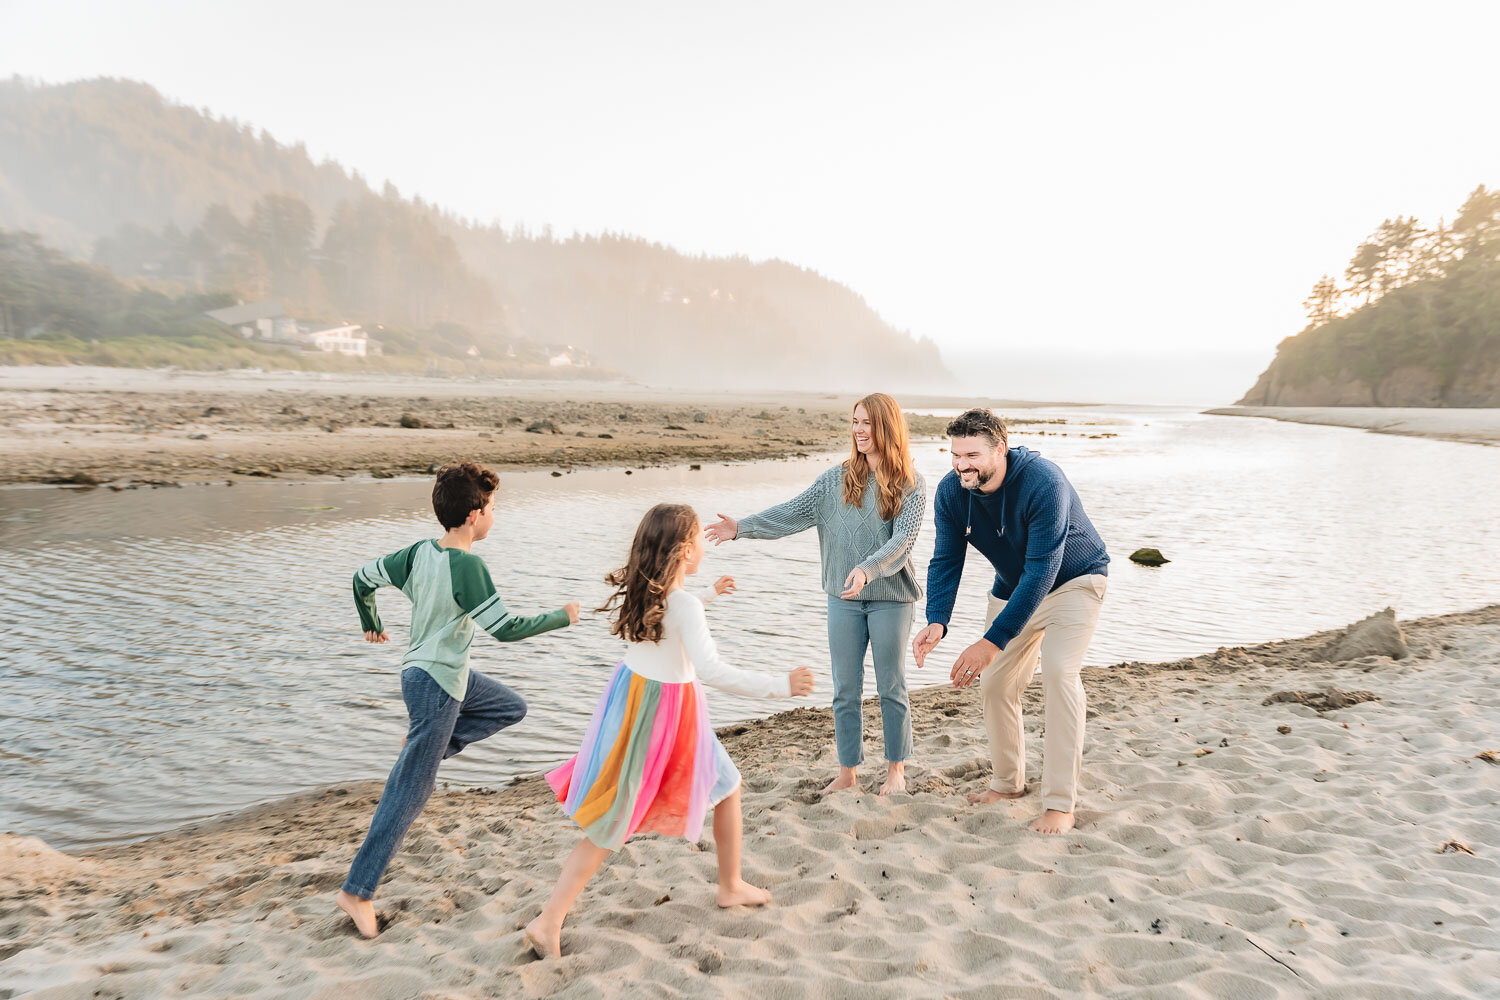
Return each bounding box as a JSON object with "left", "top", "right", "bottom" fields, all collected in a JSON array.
[
  {"left": 1129, "top": 547, "right": 1169, "bottom": 566},
  {"left": 1317, "top": 607, "right": 1409, "bottom": 662}
]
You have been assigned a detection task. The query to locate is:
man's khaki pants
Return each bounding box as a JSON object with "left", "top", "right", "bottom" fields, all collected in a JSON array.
[{"left": 980, "top": 574, "right": 1107, "bottom": 813}]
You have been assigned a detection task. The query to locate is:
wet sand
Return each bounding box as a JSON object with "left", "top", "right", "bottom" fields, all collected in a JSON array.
[
  {"left": 3, "top": 605, "right": 1497, "bottom": 998},
  {"left": 0, "top": 367, "right": 1070, "bottom": 487},
  {"left": 1205, "top": 406, "right": 1500, "bottom": 446}
]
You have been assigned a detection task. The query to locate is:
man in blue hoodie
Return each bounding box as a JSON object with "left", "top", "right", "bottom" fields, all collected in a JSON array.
[{"left": 913, "top": 409, "right": 1109, "bottom": 835}]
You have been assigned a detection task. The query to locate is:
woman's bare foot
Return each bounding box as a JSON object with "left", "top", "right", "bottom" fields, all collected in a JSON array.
[
  {"left": 878, "top": 762, "right": 907, "bottom": 796},
  {"left": 716, "top": 879, "right": 772, "bottom": 908},
  {"left": 967, "top": 786, "right": 1027, "bottom": 805},
  {"left": 820, "top": 766, "right": 858, "bottom": 796},
  {"left": 1029, "top": 810, "right": 1076, "bottom": 835},
  {"left": 523, "top": 914, "right": 562, "bottom": 959},
  {"left": 334, "top": 890, "right": 379, "bottom": 939}
]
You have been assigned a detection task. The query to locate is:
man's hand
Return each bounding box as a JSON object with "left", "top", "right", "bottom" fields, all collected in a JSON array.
[
  {"left": 788, "top": 666, "right": 815, "bottom": 697},
  {"left": 563, "top": 601, "right": 581, "bottom": 625},
  {"left": 840, "top": 567, "right": 868, "bottom": 600},
  {"left": 911, "top": 623, "right": 944, "bottom": 668},
  {"left": 364, "top": 630, "right": 390, "bottom": 643},
  {"left": 712, "top": 575, "right": 736, "bottom": 596},
  {"left": 704, "top": 514, "right": 738, "bottom": 545},
  {"left": 950, "top": 638, "right": 999, "bottom": 688}
]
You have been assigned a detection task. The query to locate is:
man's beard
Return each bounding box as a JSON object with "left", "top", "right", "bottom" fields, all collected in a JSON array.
[{"left": 966, "top": 465, "right": 995, "bottom": 487}]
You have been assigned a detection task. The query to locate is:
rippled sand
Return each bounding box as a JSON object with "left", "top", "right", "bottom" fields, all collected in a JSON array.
[{"left": 3, "top": 606, "right": 1497, "bottom": 998}]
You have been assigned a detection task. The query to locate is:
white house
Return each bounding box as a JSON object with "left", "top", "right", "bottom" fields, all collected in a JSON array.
[
  {"left": 205, "top": 302, "right": 372, "bottom": 358},
  {"left": 299, "top": 322, "right": 370, "bottom": 358}
]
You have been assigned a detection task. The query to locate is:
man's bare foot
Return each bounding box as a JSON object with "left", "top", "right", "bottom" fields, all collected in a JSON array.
[
  {"left": 335, "top": 890, "right": 379, "bottom": 939},
  {"left": 716, "top": 879, "right": 772, "bottom": 908},
  {"left": 878, "top": 764, "right": 906, "bottom": 796},
  {"left": 820, "top": 768, "right": 858, "bottom": 796},
  {"left": 968, "top": 786, "right": 1027, "bottom": 805},
  {"left": 1029, "top": 810, "right": 1076, "bottom": 835},
  {"left": 523, "top": 914, "right": 562, "bottom": 959}
]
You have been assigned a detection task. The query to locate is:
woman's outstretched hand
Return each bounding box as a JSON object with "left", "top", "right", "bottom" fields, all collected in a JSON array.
[
  {"left": 563, "top": 602, "right": 581, "bottom": 624},
  {"left": 788, "top": 666, "right": 815, "bottom": 697},
  {"left": 364, "top": 630, "right": 390, "bottom": 643},
  {"left": 840, "top": 567, "right": 868, "bottom": 599},
  {"left": 712, "top": 575, "right": 736, "bottom": 596},
  {"left": 704, "top": 514, "right": 738, "bottom": 545}
]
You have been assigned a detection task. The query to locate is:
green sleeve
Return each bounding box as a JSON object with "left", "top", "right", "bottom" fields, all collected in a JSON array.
[
  {"left": 450, "top": 551, "right": 571, "bottom": 642},
  {"left": 352, "top": 542, "right": 420, "bottom": 633}
]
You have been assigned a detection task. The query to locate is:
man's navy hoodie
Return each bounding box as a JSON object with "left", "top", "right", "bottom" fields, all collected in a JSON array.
[{"left": 925, "top": 446, "right": 1109, "bottom": 650}]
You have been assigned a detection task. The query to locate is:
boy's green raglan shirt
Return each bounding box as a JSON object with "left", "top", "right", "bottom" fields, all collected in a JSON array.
[{"left": 353, "top": 540, "right": 570, "bottom": 699}]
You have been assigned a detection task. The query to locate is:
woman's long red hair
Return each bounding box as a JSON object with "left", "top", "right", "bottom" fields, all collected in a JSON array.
[{"left": 842, "top": 392, "right": 915, "bottom": 520}]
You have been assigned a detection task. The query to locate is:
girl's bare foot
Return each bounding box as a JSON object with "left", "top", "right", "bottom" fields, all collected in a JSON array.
[
  {"left": 820, "top": 767, "right": 858, "bottom": 796},
  {"left": 716, "top": 879, "right": 772, "bottom": 908},
  {"left": 878, "top": 763, "right": 907, "bottom": 796},
  {"left": 968, "top": 786, "right": 1027, "bottom": 805},
  {"left": 335, "top": 890, "right": 379, "bottom": 939},
  {"left": 523, "top": 914, "right": 562, "bottom": 959},
  {"left": 1029, "top": 809, "right": 1076, "bottom": 835}
]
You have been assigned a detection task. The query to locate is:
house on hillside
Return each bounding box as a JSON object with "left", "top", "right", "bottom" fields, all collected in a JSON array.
[
  {"left": 204, "top": 301, "right": 299, "bottom": 343},
  {"left": 300, "top": 322, "right": 375, "bottom": 358},
  {"left": 547, "top": 344, "right": 590, "bottom": 367},
  {"left": 204, "top": 301, "right": 377, "bottom": 358}
]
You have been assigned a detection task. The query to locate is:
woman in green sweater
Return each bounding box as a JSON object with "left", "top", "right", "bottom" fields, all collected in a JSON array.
[{"left": 705, "top": 393, "right": 926, "bottom": 796}]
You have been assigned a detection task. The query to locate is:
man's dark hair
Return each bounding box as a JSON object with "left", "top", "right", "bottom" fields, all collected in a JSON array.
[
  {"left": 945, "top": 408, "right": 1008, "bottom": 449},
  {"left": 432, "top": 462, "right": 500, "bottom": 529}
]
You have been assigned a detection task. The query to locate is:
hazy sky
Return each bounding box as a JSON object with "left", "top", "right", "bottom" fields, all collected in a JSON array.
[{"left": 4, "top": 0, "right": 1499, "bottom": 387}]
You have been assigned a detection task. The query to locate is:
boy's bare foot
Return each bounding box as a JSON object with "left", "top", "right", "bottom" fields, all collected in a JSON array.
[
  {"left": 1029, "top": 810, "right": 1076, "bottom": 835},
  {"left": 878, "top": 763, "right": 907, "bottom": 796},
  {"left": 716, "top": 879, "right": 772, "bottom": 908},
  {"left": 968, "top": 786, "right": 1027, "bottom": 805},
  {"left": 335, "top": 890, "right": 379, "bottom": 938},
  {"left": 523, "top": 914, "right": 562, "bottom": 959},
  {"left": 820, "top": 767, "right": 858, "bottom": 796}
]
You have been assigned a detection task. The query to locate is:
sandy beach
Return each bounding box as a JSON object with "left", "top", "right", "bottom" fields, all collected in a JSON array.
[
  {"left": 0, "top": 367, "right": 1089, "bottom": 487},
  {"left": 1205, "top": 406, "right": 1500, "bottom": 447},
  {"left": 3, "top": 605, "right": 1497, "bottom": 999}
]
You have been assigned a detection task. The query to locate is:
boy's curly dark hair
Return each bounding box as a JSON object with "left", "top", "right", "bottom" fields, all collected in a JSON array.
[{"left": 432, "top": 462, "right": 500, "bottom": 529}]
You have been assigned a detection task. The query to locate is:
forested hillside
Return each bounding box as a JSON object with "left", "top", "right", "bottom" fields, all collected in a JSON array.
[
  {"left": 0, "top": 77, "right": 949, "bottom": 388},
  {"left": 1239, "top": 185, "right": 1500, "bottom": 406}
]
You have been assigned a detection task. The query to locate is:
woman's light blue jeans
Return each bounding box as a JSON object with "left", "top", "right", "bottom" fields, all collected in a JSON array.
[{"left": 825, "top": 596, "right": 914, "bottom": 768}]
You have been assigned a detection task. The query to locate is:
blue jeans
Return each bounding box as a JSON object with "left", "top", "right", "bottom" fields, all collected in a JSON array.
[
  {"left": 826, "top": 596, "right": 914, "bottom": 768},
  {"left": 342, "top": 667, "right": 526, "bottom": 898}
]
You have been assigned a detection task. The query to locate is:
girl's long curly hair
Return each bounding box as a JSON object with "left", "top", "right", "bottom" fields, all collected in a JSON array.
[
  {"left": 597, "top": 503, "right": 699, "bottom": 644},
  {"left": 842, "top": 392, "right": 916, "bottom": 521}
]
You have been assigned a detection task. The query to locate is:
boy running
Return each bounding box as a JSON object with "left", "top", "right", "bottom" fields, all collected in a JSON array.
[{"left": 335, "top": 462, "right": 580, "bottom": 937}]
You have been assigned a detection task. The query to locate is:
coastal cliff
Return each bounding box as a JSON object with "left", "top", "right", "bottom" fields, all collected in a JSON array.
[{"left": 1238, "top": 186, "right": 1500, "bottom": 407}]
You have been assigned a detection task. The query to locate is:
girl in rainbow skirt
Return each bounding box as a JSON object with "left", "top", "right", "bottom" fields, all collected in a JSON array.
[{"left": 524, "top": 503, "right": 815, "bottom": 958}]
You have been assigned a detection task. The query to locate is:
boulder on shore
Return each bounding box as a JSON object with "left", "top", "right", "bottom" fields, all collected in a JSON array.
[{"left": 1317, "top": 607, "right": 1409, "bottom": 662}]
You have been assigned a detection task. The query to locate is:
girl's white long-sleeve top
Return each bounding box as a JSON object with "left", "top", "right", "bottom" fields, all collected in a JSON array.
[{"left": 621, "top": 586, "right": 792, "bottom": 699}]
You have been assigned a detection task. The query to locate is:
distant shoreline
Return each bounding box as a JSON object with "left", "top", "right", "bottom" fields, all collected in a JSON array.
[
  {"left": 1205, "top": 405, "right": 1500, "bottom": 446},
  {"left": 0, "top": 365, "right": 1075, "bottom": 487}
]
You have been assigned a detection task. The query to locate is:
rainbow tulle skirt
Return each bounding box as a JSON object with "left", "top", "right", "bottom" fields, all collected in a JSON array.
[{"left": 546, "top": 662, "right": 741, "bottom": 850}]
